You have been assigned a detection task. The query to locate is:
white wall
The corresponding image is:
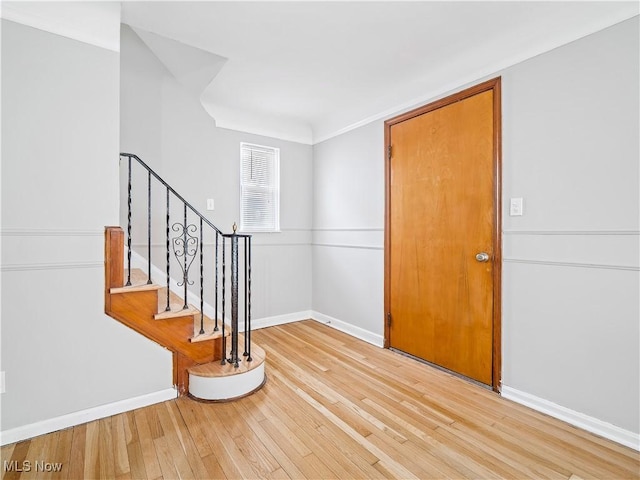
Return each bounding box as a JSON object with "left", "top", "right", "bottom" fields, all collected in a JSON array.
[
  {"left": 312, "top": 17, "right": 639, "bottom": 440},
  {"left": 500, "top": 16, "right": 639, "bottom": 436},
  {"left": 312, "top": 121, "right": 385, "bottom": 345},
  {"left": 1, "top": 18, "right": 173, "bottom": 439},
  {"left": 120, "top": 25, "right": 313, "bottom": 322}
]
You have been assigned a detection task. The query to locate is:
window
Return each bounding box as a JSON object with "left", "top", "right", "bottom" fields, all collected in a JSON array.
[{"left": 240, "top": 142, "right": 280, "bottom": 232}]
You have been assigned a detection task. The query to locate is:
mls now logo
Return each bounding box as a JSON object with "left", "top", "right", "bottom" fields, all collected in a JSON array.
[{"left": 4, "top": 460, "right": 63, "bottom": 472}]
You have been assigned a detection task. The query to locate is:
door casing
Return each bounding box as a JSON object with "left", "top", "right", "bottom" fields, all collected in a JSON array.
[{"left": 383, "top": 77, "right": 502, "bottom": 392}]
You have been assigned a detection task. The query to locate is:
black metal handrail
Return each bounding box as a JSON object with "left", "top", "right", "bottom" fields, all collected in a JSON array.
[{"left": 120, "top": 153, "right": 252, "bottom": 367}]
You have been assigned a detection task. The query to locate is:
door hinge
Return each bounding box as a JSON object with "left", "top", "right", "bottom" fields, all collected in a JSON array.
[
  {"left": 386, "top": 312, "right": 392, "bottom": 327},
  {"left": 387, "top": 145, "right": 392, "bottom": 160}
]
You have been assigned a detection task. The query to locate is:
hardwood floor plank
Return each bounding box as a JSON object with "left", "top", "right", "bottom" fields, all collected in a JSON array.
[
  {"left": 83, "top": 421, "right": 101, "bottom": 479},
  {"left": 164, "top": 402, "right": 213, "bottom": 479},
  {"left": 123, "top": 411, "right": 139, "bottom": 445},
  {"left": 175, "top": 398, "right": 214, "bottom": 458},
  {"left": 245, "top": 387, "right": 314, "bottom": 459},
  {"left": 51, "top": 428, "right": 73, "bottom": 480},
  {"left": 447, "top": 420, "right": 573, "bottom": 478},
  {"left": 152, "top": 436, "right": 181, "bottom": 480},
  {"left": 98, "top": 417, "right": 116, "bottom": 479},
  {"left": 2, "top": 440, "right": 29, "bottom": 480},
  {"left": 153, "top": 404, "right": 195, "bottom": 479},
  {"left": 233, "top": 400, "right": 307, "bottom": 480},
  {"left": 133, "top": 406, "right": 162, "bottom": 479},
  {"left": 200, "top": 454, "right": 227, "bottom": 480},
  {"left": 0, "top": 442, "right": 16, "bottom": 467},
  {"left": 66, "top": 424, "right": 86, "bottom": 480},
  {"left": 1, "top": 320, "right": 637, "bottom": 480},
  {"left": 125, "top": 442, "right": 147, "bottom": 480},
  {"left": 112, "top": 414, "right": 130, "bottom": 478},
  {"left": 194, "top": 402, "right": 254, "bottom": 479},
  {"left": 269, "top": 366, "right": 420, "bottom": 479}
]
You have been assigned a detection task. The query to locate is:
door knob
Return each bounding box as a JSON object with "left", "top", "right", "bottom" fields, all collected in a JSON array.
[{"left": 475, "top": 252, "right": 490, "bottom": 262}]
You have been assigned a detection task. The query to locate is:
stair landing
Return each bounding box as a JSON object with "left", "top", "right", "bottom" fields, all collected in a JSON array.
[{"left": 188, "top": 335, "right": 266, "bottom": 401}]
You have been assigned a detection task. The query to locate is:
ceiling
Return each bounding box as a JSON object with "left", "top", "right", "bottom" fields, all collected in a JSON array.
[{"left": 121, "top": 1, "right": 639, "bottom": 144}]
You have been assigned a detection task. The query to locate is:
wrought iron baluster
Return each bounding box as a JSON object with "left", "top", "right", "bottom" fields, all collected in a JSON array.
[
  {"left": 126, "top": 156, "right": 132, "bottom": 286},
  {"left": 199, "top": 217, "right": 204, "bottom": 335},
  {"left": 247, "top": 235, "right": 252, "bottom": 362},
  {"left": 214, "top": 232, "right": 219, "bottom": 332},
  {"left": 182, "top": 204, "right": 188, "bottom": 308},
  {"left": 220, "top": 237, "right": 226, "bottom": 365},
  {"left": 231, "top": 231, "right": 239, "bottom": 368},
  {"left": 165, "top": 188, "right": 170, "bottom": 311},
  {"left": 243, "top": 237, "right": 248, "bottom": 357},
  {"left": 147, "top": 170, "right": 152, "bottom": 284}
]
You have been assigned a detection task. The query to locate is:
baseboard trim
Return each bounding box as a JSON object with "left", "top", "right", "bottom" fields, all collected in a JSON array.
[
  {"left": 251, "top": 311, "right": 313, "bottom": 330},
  {"left": 501, "top": 386, "right": 639, "bottom": 451},
  {"left": 0, "top": 388, "right": 176, "bottom": 446},
  {"left": 310, "top": 311, "right": 384, "bottom": 347}
]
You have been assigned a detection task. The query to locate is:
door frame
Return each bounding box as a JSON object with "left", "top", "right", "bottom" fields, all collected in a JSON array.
[{"left": 383, "top": 77, "right": 502, "bottom": 392}]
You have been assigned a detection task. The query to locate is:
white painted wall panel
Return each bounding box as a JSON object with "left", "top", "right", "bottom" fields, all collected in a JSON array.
[
  {"left": 120, "top": 25, "right": 313, "bottom": 321},
  {"left": 312, "top": 17, "right": 639, "bottom": 437},
  {"left": 500, "top": 16, "right": 639, "bottom": 434},
  {"left": 502, "top": 262, "right": 639, "bottom": 432},
  {"left": 1, "top": 19, "right": 173, "bottom": 434},
  {"left": 312, "top": 246, "right": 384, "bottom": 340}
]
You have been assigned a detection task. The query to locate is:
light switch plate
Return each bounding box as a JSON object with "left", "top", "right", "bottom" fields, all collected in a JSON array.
[
  {"left": 510, "top": 197, "right": 523, "bottom": 216},
  {"left": 206, "top": 199, "right": 215, "bottom": 211}
]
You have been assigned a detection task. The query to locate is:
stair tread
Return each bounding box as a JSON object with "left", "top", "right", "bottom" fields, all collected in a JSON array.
[
  {"left": 123, "top": 269, "right": 219, "bottom": 339},
  {"left": 154, "top": 305, "right": 200, "bottom": 320},
  {"left": 188, "top": 337, "right": 265, "bottom": 377},
  {"left": 110, "top": 282, "right": 162, "bottom": 294},
  {"left": 190, "top": 317, "right": 228, "bottom": 343}
]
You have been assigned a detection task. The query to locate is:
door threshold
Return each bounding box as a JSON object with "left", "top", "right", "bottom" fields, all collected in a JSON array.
[{"left": 389, "top": 347, "right": 493, "bottom": 391}]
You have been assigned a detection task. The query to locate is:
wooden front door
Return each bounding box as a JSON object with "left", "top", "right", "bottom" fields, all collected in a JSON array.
[{"left": 384, "top": 78, "right": 501, "bottom": 389}]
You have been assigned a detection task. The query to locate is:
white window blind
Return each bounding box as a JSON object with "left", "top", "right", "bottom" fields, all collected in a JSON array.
[{"left": 240, "top": 142, "right": 280, "bottom": 232}]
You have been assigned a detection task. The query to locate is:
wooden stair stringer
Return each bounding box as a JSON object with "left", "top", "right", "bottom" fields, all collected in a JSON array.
[
  {"left": 104, "top": 226, "right": 223, "bottom": 395},
  {"left": 107, "top": 290, "right": 221, "bottom": 364}
]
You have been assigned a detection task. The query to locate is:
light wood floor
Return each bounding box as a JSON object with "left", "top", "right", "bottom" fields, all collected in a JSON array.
[{"left": 2, "top": 320, "right": 638, "bottom": 479}]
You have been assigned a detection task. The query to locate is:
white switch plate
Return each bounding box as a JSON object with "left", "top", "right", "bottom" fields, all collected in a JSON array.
[
  {"left": 206, "top": 199, "right": 215, "bottom": 211},
  {"left": 510, "top": 197, "right": 523, "bottom": 216},
  {"left": 1, "top": 371, "right": 5, "bottom": 394}
]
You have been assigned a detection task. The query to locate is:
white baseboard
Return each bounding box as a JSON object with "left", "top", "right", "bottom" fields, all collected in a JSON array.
[
  {"left": 311, "top": 311, "right": 384, "bottom": 347},
  {"left": 501, "top": 386, "right": 639, "bottom": 451},
  {"left": 0, "top": 388, "right": 176, "bottom": 446},
  {"left": 251, "top": 311, "right": 312, "bottom": 330}
]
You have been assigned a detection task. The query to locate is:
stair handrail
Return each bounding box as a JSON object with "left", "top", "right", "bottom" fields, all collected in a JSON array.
[
  {"left": 121, "top": 153, "right": 223, "bottom": 234},
  {"left": 119, "top": 152, "right": 252, "bottom": 368}
]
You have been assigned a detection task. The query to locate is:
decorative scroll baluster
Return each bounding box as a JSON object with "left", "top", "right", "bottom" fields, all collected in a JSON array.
[
  {"left": 199, "top": 217, "right": 204, "bottom": 335},
  {"left": 147, "top": 170, "right": 152, "bottom": 284},
  {"left": 247, "top": 235, "right": 252, "bottom": 362},
  {"left": 165, "top": 187, "right": 170, "bottom": 311},
  {"left": 126, "top": 156, "right": 132, "bottom": 286},
  {"left": 221, "top": 238, "right": 226, "bottom": 365},
  {"left": 214, "top": 232, "right": 219, "bottom": 332},
  {"left": 171, "top": 206, "right": 197, "bottom": 311},
  {"left": 230, "top": 229, "right": 239, "bottom": 368}
]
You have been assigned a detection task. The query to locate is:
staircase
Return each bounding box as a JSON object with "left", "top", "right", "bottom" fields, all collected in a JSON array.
[{"left": 104, "top": 153, "right": 266, "bottom": 401}]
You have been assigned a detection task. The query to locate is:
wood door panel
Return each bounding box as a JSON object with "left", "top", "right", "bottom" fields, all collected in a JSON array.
[{"left": 387, "top": 85, "right": 498, "bottom": 386}]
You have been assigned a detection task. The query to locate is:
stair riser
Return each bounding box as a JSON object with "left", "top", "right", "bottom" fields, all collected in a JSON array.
[{"left": 189, "top": 363, "right": 266, "bottom": 401}]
